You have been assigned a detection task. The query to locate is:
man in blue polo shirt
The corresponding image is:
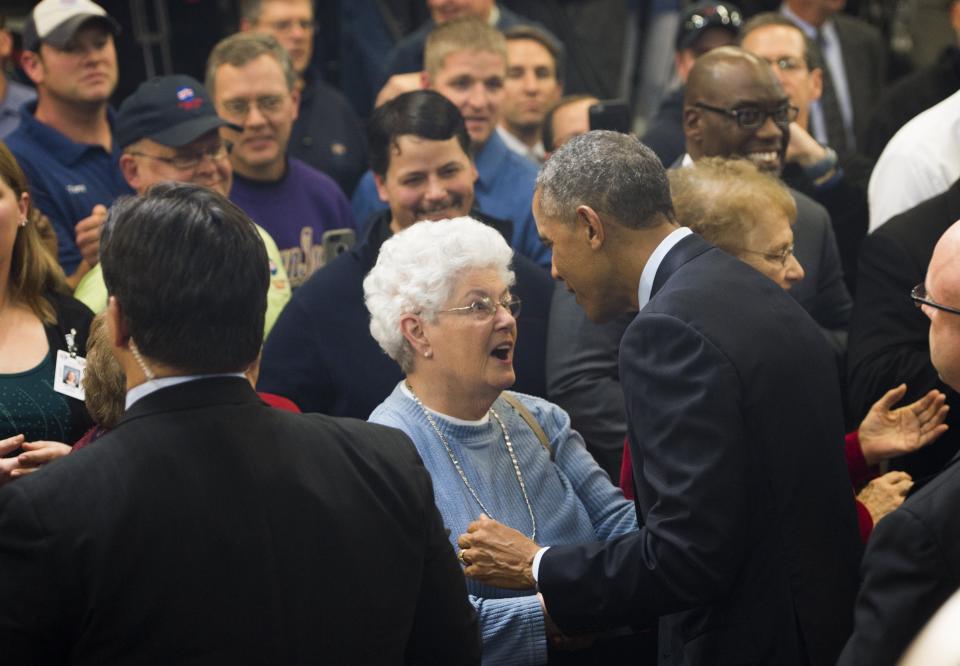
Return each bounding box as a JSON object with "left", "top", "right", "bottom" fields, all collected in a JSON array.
[
  {"left": 6, "top": 0, "right": 132, "bottom": 287},
  {"left": 351, "top": 18, "right": 549, "bottom": 268}
]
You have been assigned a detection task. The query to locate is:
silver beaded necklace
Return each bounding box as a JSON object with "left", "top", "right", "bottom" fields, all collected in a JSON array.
[{"left": 406, "top": 384, "right": 537, "bottom": 541}]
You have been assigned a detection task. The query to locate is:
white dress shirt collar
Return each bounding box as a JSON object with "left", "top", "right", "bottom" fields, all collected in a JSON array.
[
  {"left": 637, "top": 227, "right": 693, "bottom": 310},
  {"left": 125, "top": 373, "right": 247, "bottom": 410}
]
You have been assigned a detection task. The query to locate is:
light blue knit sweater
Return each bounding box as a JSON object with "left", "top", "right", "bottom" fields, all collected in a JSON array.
[{"left": 369, "top": 383, "right": 638, "bottom": 665}]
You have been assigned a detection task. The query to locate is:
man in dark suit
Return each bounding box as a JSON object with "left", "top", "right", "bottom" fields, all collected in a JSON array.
[
  {"left": 848, "top": 178, "right": 960, "bottom": 479},
  {"left": 839, "top": 220, "right": 960, "bottom": 666},
  {"left": 0, "top": 183, "right": 479, "bottom": 664},
  {"left": 457, "top": 131, "right": 862, "bottom": 665},
  {"left": 781, "top": 0, "right": 886, "bottom": 151}
]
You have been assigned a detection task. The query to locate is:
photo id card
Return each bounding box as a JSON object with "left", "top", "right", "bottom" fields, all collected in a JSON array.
[{"left": 53, "top": 350, "right": 86, "bottom": 401}]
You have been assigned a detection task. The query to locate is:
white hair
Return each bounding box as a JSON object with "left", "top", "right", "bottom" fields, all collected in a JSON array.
[{"left": 363, "top": 217, "right": 516, "bottom": 373}]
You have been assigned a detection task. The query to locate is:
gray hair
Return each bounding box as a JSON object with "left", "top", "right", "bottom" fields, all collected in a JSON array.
[
  {"left": 363, "top": 217, "right": 516, "bottom": 374},
  {"left": 536, "top": 130, "right": 674, "bottom": 229},
  {"left": 205, "top": 32, "right": 297, "bottom": 97}
]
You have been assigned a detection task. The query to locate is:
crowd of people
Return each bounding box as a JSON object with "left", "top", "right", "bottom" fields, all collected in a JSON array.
[{"left": 1, "top": 0, "right": 960, "bottom": 664}]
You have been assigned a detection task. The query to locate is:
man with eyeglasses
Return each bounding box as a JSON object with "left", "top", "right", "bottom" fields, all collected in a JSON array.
[
  {"left": 239, "top": 0, "right": 367, "bottom": 197},
  {"left": 839, "top": 222, "right": 960, "bottom": 666},
  {"left": 740, "top": 12, "right": 871, "bottom": 294},
  {"left": 6, "top": 0, "right": 133, "bottom": 288},
  {"left": 683, "top": 46, "right": 852, "bottom": 357},
  {"left": 848, "top": 174, "right": 960, "bottom": 480},
  {"left": 71, "top": 75, "right": 292, "bottom": 339},
  {"left": 206, "top": 32, "right": 355, "bottom": 289}
]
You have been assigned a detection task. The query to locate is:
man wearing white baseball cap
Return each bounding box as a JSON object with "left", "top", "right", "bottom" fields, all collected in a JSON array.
[{"left": 6, "top": 0, "right": 131, "bottom": 288}]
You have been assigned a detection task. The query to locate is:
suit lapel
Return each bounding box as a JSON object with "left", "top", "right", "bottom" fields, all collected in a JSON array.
[{"left": 649, "top": 233, "right": 713, "bottom": 300}]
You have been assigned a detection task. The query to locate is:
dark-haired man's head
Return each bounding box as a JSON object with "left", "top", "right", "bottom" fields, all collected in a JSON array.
[
  {"left": 101, "top": 183, "right": 268, "bottom": 381},
  {"left": 684, "top": 46, "right": 792, "bottom": 174},
  {"left": 739, "top": 13, "right": 821, "bottom": 130},
  {"left": 500, "top": 25, "right": 563, "bottom": 149},
  {"left": 369, "top": 90, "right": 478, "bottom": 233}
]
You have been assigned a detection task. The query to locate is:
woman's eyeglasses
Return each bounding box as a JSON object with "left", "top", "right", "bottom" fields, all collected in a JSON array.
[{"left": 438, "top": 295, "right": 522, "bottom": 320}]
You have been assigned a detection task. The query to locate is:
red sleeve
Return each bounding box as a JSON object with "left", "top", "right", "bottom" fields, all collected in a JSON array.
[
  {"left": 845, "top": 430, "right": 876, "bottom": 487},
  {"left": 855, "top": 497, "right": 874, "bottom": 543},
  {"left": 619, "top": 438, "right": 634, "bottom": 501}
]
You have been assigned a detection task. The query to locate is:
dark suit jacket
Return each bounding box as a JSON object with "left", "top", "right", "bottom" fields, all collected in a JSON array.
[
  {"left": 838, "top": 452, "right": 960, "bottom": 666},
  {"left": 537, "top": 234, "right": 862, "bottom": 665},
  {"left": 834, "top": 13, "right": 887, "bottom": 148},
  {"left": 847, "top": 179, "right": 960, "bottom": 480},
  {"left": 0, "top": 377, "right": 480, "bottom": 664}
]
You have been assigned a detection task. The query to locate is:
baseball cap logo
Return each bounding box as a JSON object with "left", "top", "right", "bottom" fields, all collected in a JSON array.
[{"left": 176, "top": 86, "right": 203, "bottom": 110}]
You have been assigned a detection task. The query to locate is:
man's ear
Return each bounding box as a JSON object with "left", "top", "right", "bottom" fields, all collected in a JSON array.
[
  {"left": 420, "top": 70, "right": 431, "bottom": 90},
  {"left": 809, "top": 67, "right": 823, "bottom": 103},
  {"left": 19, "top": 50, "right": 44, "bottom": 86},
  {"left": 399, "top": 313, "right": 431, "bottom": 358},
  {"left": 289, "top": 86, "right": 301, "bottom": 121},
  {"left": 239, "top": 17, "right": 252, "bottom": 32},
  {"left": 118, "top": 154, "right": 141, "bottom": 192},
  {"left": 373, "top": 172, "right": 390, "bottom": 204},
  {"left": 576, "top": 205, "right": 605, "bottom": 250},
  {"left": 106, "top": 296, "right": 130, "bottom": 349}
]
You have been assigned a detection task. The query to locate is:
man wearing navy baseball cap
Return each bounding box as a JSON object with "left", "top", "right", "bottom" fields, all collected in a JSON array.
[
  {"left": 72, "top": 74, "right": 292, "bottom": 339},
  {"left": 6, "top": 0, "right": 131, "bottom": 287}
]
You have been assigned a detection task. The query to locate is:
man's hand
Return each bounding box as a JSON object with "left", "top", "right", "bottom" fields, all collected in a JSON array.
[
  {"left": 859, "top": 384, "right": 949, "bottom": 465},
  {"left": 457, "top": 514, "right": 539, "bottom": 589},
  {"left": 375, "top": 73, "right": 422, "bottom": 109},
  {"left": 13, "top": 440, "right": 71, "bottom": 478},
  {"left": 75, "top": 204, "right": 108, "bottom": 267},
  {"left": 857, "top": 471, "right": 913, "bottom": 524},
  {"left": 785, "top": 122, "right": 828, "bottom": 167},
  {"left": 0, "top": 434, "right": 26, "bottom": 486}
]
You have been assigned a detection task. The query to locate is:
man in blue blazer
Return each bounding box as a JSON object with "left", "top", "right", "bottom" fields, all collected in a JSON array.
[{"left": 458, "top": 131, "right": 861, "bottom": 665}]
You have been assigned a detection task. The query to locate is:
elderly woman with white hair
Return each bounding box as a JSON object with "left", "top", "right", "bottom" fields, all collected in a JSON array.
[{"left": 364, "top": 217, "right": 639, "bottom": 665}]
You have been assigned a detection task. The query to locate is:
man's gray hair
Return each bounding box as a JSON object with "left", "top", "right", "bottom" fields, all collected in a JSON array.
[
  {"left": 537, "top": 130, "right": 675, "bottom": 229},
  {"left": 205, "top": 32, "right": 297, "bottom": 97},
  {"left": 363, "top": 217, "right": 516, "bottom": 374}
]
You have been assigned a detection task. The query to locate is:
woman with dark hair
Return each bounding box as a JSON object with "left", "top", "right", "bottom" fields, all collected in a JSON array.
[{"left": 0, "top": 142, "right": 93, "bottom": 483}]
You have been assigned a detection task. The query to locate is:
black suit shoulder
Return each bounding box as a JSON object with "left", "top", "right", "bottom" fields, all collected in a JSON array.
[
  {"left": 0, "top": 380, "right": 480, "bottom": 664},
  {"left": 839, "top": 458, "right": 960, "bottom": 666}
]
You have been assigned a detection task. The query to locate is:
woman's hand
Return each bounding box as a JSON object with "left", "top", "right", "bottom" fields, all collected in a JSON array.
[
  {"left": 457, "top": 514, "right": 539, "bottom": 589},
  {"left": 0, "top": 434, "right": 27, "bottom": 486},
  {"left": 857, "top": 471, "right": 913, "bottom": 524},
  {"left": 13, "top": 440, "right": 72, "bottom": 478},
  {"left": 858, "top": 384, "right": 949, "bottom": 465}
]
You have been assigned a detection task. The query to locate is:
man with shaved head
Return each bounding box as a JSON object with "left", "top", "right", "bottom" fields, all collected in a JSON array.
[
  {"left": 839, "top": 222, "right": 960, "bottom": 666},
  {"left": 683, "top": 46, "right": 851, "bottom": 353}
]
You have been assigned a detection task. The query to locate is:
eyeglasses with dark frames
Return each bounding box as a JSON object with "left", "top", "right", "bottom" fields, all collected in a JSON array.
[
  {"left": 911, "top": 284, "right": 960, "bottom": 316},
  {"left": 127, "top": 142, "right": 233, "bottom": 171},
  {"left": 437, "top": 295, "right": 522, "bottom": 320},
  {"left": 694, "top": 102, "right": 799, "bottom": 129}
]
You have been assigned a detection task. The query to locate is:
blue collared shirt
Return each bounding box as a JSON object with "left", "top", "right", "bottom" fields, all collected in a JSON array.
[
  {"left": 5, "top": 102, "right": 133, "bottom": 273},
  {"left": 0, "top": 80, "right": 36, "bottom": 139},
  {"left": 349, "top": 130, "right": 551, "bottom": 268}
]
